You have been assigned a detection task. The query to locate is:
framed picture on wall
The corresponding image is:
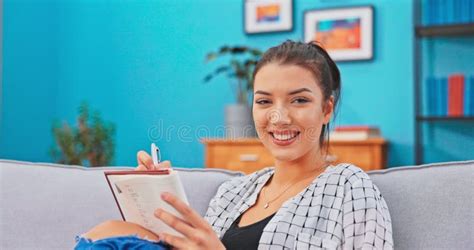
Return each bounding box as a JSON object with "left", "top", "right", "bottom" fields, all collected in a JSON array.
[
  {"left": 304, "top": 6, "right": 374, "bottom": 62},
  {"left": 244, "top": 0, "right": 293, "bottom": 34}
]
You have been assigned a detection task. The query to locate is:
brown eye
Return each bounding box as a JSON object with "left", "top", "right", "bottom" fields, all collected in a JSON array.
[
  {"left": 292, "top": 98, "right": 310, "bottom": 104},
  {"left": 255, "top": 100, "right": 271, "bottom": 105}
]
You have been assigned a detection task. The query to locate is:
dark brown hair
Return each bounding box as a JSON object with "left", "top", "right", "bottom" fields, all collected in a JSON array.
[{"left": 252, "top": 40, "right": 341, "bottom": 154}]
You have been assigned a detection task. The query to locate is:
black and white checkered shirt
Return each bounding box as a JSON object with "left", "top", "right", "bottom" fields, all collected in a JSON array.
[{"left": 204, "top": 163, "right": 394, "bottom": 249}]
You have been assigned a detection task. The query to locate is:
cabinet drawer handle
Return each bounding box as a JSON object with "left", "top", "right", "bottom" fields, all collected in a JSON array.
[
  {"left": 325, "top": 154, "right": 338, "bottom": 162},
  {"left": 239, "top": 154, "right": 259, "bottom": 162}
]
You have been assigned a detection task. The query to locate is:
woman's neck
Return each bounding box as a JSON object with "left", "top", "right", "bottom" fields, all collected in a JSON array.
[{"left": 269, "top": 148, "right": 327, "bottom": 187}]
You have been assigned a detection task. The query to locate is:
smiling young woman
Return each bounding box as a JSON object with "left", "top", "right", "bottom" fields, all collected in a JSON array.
[{"left": 74, "top": 40, "right": 394, "bottom": 250}]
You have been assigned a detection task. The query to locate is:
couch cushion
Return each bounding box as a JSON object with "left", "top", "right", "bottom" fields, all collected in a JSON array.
[
  {"left": 0, "top": 159, "right": 242, "bottom": 250},
  {"left": 368, "top": 160, "right": 474, "bottom": 250}
]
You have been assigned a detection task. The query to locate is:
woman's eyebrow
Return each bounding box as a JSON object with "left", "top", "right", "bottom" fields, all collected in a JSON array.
[
  {"left": 254, "top": 90, "right": 272, "bottom": 96},
  {"left": 288, "top": 88, "right": 312, "bottom": 95},
  {"left": 254, "top": 88, "right": 313, "bottom": 96}
]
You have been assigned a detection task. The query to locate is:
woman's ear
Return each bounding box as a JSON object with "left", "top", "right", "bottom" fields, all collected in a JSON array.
[{"left": 323, "top": 96, "right": 334, "bottom": 125}]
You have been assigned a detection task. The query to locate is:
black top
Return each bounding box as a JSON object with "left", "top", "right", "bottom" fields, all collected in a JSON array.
[{"left": 221, "top": 212, "right": 276, "bottom": 250}]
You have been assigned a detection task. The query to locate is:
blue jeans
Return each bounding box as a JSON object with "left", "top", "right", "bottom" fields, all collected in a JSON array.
[{"left": 74, "top": 234, "right": 171, "bottom": 250}]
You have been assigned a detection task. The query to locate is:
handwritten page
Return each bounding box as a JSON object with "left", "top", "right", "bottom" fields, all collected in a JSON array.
[{"left": 112, "top": 171, "right": 188, "bottom": 236}]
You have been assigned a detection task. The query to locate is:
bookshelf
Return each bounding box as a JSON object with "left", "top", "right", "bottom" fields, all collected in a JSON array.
[
  {"left": 416, "top": 116, "right": 474, "bottom": 122},
  {"left": 415, "top": 23, "right": 474, "bottom": 37},
  {"left": 413, "top": 1, "right": 474, "bottom": 164}
]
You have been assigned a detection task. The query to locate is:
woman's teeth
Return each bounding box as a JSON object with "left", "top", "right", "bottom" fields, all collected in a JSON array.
[{"left": 271, "top": 132, "right": 300, "bottom": 141}]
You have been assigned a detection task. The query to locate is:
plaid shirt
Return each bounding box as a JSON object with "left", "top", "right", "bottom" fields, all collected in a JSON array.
[{"left": 204, "top": 163, "right": 394, "bottom": 250}]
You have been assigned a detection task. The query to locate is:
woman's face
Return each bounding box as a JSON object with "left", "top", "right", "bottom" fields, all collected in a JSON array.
[{"left": 252, "top": 63, "right": 333, "bottom": 162}]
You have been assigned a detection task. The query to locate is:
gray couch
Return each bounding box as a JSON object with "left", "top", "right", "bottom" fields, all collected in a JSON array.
[{"left": 1, "top": 159, "right": 473, "bottom": 249}]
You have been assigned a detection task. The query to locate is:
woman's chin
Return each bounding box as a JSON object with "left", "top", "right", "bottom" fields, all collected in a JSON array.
[{"left": 270, "top": 150, "right": 300, "bottom": 162}]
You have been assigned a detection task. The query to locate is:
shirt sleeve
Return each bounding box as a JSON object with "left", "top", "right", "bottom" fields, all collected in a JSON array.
[
  {"left": 203, "top": 176, "right": 247, "bottom": 237},
  {"left": 342, "top": 176, "right": 394, "bottom": 249},
  {"left": 203, "top": 179, "right": 231, "bottom": 224}
]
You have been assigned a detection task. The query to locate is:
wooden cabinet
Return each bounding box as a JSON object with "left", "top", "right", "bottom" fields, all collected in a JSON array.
[
  {"left": 327, "top": 138, "right": 387, "bottom": 171},
  {"left": 201, "top": 138, "right": 387, "bottom": 174}
]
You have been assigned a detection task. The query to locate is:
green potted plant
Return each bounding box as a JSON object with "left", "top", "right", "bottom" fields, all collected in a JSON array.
[
  {"left": 50, "top": 102, "right": 116, "bottom": 167},
  {"left": 203, "top": 45, "right": 262, "bottom": 138}
]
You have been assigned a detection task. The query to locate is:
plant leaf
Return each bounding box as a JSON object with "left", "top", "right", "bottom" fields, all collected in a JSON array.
[
  {"left": 244, "top": 59, "right": 258, "bottom": 67},
  {"left": 250, "top": 48, "right": 263, "bottom": 56},
  {"left": 202, "top": 66, "right": 231, "bottom": 82},
  {"left": 230, "top": 46, "right": 248, "bottom": 54},
  {"left": 205, "top": 52, "right": 218, "bottom": 62},
  {"left": 219, "top": 46, "right": 231, "bottom": 54}
]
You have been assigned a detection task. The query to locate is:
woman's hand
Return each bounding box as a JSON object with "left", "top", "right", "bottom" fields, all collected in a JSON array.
[
  {"left": 136, "top": 150, "right": 171, "bottom": 170},
  {"left": 154, "top": 192, "right": 225, "bottom": 250}
]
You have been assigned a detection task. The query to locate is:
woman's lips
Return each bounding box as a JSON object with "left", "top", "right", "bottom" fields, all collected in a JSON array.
[{"left": 269, "top": 132, "right": 300, "bottom": 146}]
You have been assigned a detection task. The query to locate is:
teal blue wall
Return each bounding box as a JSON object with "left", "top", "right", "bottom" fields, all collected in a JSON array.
[
  {"left": 1, "top": 0, "right": 471, "bottom": 167},
  {"left": 1, "top": 0, "right": 59, "bottom": 162}
]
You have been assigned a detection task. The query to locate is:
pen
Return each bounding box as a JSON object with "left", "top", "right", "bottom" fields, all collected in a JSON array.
[{"left": 151, "top": 143, "right": 161, "bottom": 166}]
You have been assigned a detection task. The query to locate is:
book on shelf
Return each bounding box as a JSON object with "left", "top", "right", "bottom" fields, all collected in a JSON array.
[
  {"left": 448, "top": 74, "right": 465, "bottom": 117},
  {"left": 465, "top": 76, "right": 474, "bottom": 116},
  {"left": 104, "top": 169, "right": 189, "bottom": 237},
  {"left": 425, "top": 77, "right": 438, "bottom": 116},
  {"left": 330, "top": 126, "right": 381, "bottom": 141},
  {"left": 439, "top": 77, "right": 448, "bottom": 116},
  {"left": 424, "top": 74, "right": 473, "bottom": 117}
]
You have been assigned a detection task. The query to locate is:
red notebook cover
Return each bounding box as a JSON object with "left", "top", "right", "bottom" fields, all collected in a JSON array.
[{"left": 448, "top": 74, "right": 465, "bottom": 117}]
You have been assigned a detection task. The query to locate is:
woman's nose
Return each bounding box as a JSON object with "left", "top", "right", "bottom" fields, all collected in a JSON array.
[{"left": 267, "top": 107, "right": 291, "bottom": 125}]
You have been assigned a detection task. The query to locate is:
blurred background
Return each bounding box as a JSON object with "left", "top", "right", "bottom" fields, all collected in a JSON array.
[{"left": 0, "top": 0, "right": 473, "bottom": 169}]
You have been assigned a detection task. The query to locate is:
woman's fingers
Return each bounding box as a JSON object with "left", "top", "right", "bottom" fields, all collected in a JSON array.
[
  {"left": 158, "top": 232, "right": 188, "bottom": 249},
  {"left": 154, "top": 209, "right": 197, "bottom": 240},
  {"left": 137, "top": 151, "right": 154, "bottom": 170},
  {"left": 136, "top": 151, "right": 172, "bottom": 170},
  {"left": 156, "top": 160, "right": 171, "bottom": 169},
  {"left": 156, "top": 194, "right": 226, "bottom": 250},
  {"left": 136, "top": 164, "right": 147, "bottom": 171},
  {"left": 159, "top": 192, "right": 211, "bottom": 231}
]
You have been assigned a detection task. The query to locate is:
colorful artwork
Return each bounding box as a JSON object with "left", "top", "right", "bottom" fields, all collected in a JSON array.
[
  {"left": 304, "top": 6, "right": 373, "bottom": 61},
  {"left": 244, "top": 0, "right": 293, "bottom": 34},
  {"left": 256, "top": 4, "right": 281, "bottom": 23},
  {"left": 315, "top": 18, "right": 361, "bottom": 50}
]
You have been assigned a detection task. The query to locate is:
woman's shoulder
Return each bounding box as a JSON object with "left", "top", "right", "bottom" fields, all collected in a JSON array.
[
  {"left": 324, "top": 163, "right": 374, "bottom": 187},
  {"left": 328, "top": 163, "right": 370, "bottom": 178},
  {"left": 325, "top": 163, "right": 385, "bottom": 199}
]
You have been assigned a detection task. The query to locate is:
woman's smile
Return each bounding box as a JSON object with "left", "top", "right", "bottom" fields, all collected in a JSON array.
[{"left": 268, "top": 130, "right": 301, "bottom": 146}]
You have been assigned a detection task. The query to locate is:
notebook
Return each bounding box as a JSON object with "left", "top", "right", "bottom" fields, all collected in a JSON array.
[{"left": 104, "top": 169, "right": 189, "bottom": 236}]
